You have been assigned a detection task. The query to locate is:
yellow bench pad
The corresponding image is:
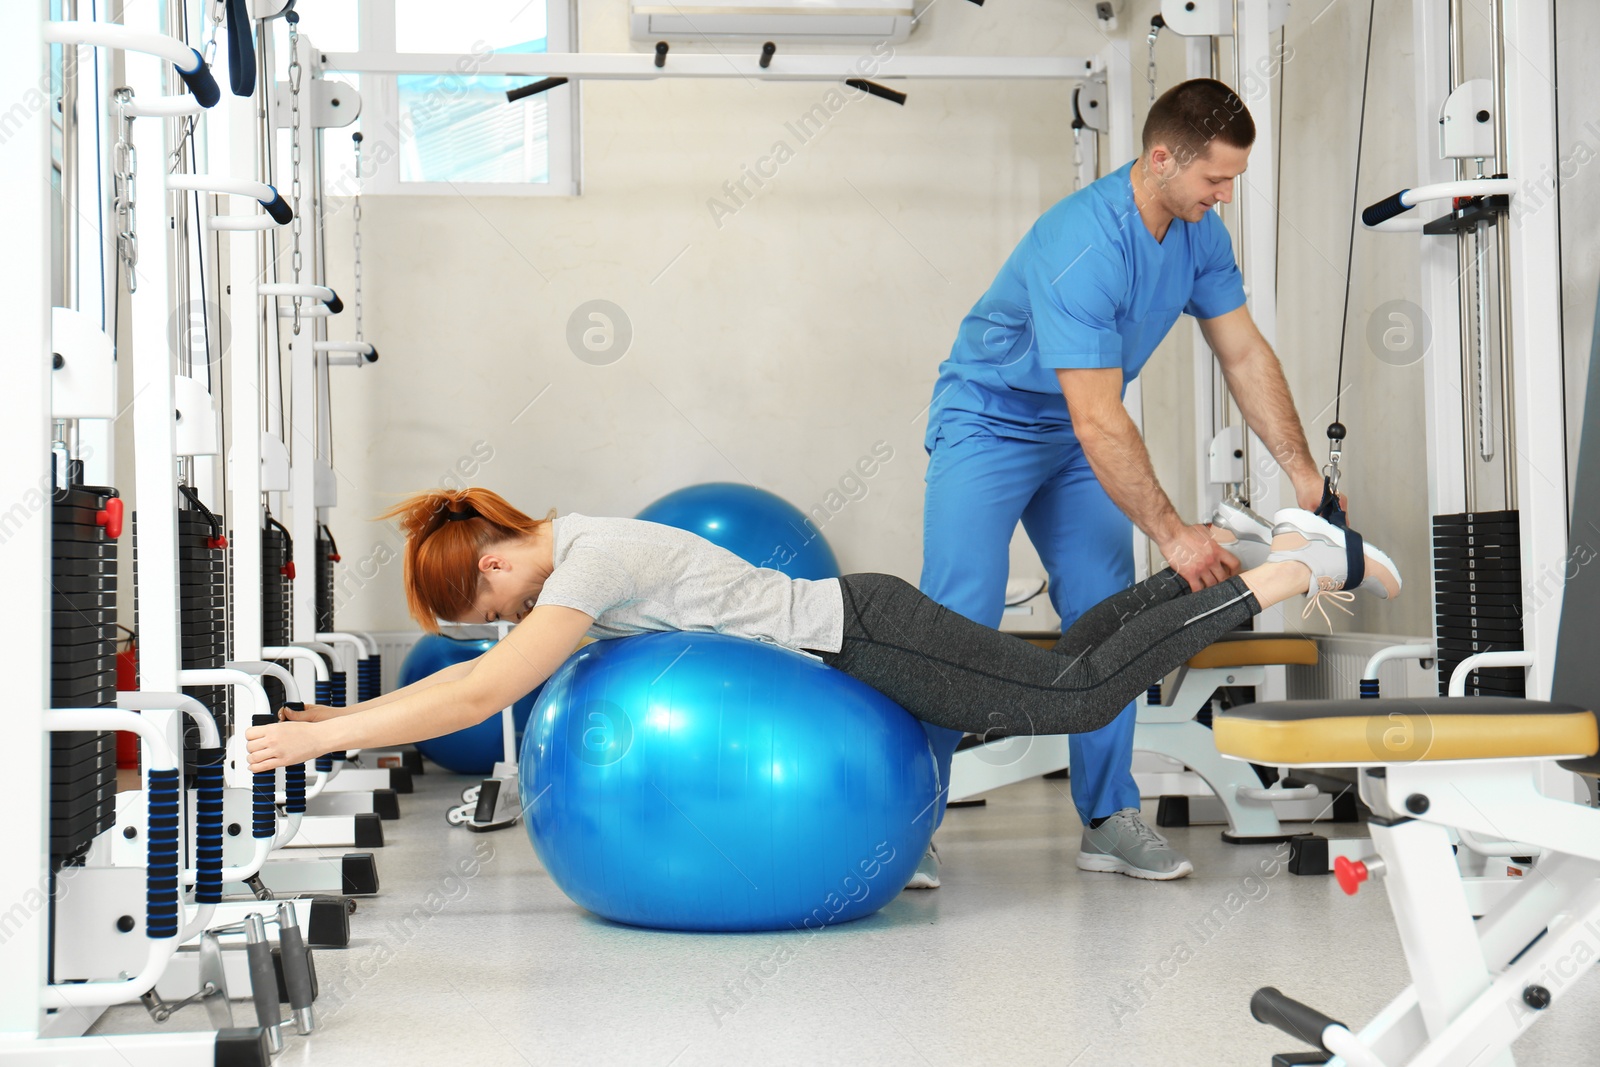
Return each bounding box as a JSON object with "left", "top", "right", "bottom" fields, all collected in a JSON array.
[
  {"left": 1214, "top": 697, "right": 1599, "bottom": 764},
  {"left": 1186, "top": 632, "right": 1318, "bottom": 670}
]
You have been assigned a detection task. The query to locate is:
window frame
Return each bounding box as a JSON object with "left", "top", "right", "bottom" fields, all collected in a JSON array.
[{"left": 355, "top": 0, "right": 579, "bottom": 197}]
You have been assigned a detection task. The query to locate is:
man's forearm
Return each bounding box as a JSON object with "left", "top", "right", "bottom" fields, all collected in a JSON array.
[
  {"left": 1076, "top": 409, "right": 1186, "bottom": 544},
  {"left": 1221, "top": 343, "right": 1320, "bottom": 490}
]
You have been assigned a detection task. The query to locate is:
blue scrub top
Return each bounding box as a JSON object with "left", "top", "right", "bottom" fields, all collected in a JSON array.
[{"left": 925, "top": 161, "right": 1247, "bottom": 449}]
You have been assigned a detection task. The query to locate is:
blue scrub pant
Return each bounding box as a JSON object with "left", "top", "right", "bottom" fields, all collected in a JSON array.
[{"left": 919, "top": 427, "right": 1141, "bottom": 826}]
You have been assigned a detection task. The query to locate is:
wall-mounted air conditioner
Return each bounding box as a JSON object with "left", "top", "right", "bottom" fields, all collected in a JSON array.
[{"left": 629, "top": 0, "right": 917, "bottom": 45}]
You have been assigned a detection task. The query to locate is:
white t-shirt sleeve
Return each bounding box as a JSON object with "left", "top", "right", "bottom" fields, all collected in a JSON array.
[{"left": 534, "top": 546, "right": 635, "bottom": 620}]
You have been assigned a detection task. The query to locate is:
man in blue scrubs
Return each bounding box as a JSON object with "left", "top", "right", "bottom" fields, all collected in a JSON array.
[{"left": 912, "top": 79, "right": 1332, "bottom": 885}]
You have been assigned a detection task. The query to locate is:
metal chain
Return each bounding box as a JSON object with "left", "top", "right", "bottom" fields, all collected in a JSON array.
[
  {"left": 112, "top": 88, "right": 138, "bottom": 294},
  {"left": 1071, "top": 127, "right": 1083, "bottom": 192},
  {"left": 288, "top": 16, "right": 304, "bottom": 337},
  {"left": 200, "top": 0, "right": 225, "bottom": 64},
  {"left": 1146, "top": 23, "right": 1161, "bottom": 101},
  {"left": 352, "top": 133, "right": 363, "bottom": 343},
  {"left": 166, "top": 2, "right": 227, "bottom": 170}
]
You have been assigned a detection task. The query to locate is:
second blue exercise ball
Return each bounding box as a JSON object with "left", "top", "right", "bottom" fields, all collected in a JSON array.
[
  {"left": 520, "top": 632, "right": 937, "bottom": 932},
  {"left": 398, "top": 633, "right": 540, "bottom": 776},
  {"left": 635, "top": 482, "right": 840, "bottom": 580}
]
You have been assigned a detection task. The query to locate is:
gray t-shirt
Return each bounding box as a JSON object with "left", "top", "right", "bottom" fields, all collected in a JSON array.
[{"left": 534, "top": 514, "right": 845, "bottom": 653}]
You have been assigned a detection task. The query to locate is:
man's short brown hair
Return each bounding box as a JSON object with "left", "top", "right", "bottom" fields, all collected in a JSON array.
[{"left": 1142, "top": 78, "right": 1255, "bottom": 166}]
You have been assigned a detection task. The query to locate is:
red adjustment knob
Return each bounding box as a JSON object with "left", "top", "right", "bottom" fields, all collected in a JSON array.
[
  {"left": 282, "top": 561, "right": 296, "bottom": 580},
  {"left": 207, "top": 534, "right": 229, "bottom": 550},
  {"left": 1334, "top": 856, "right": 1370, "bottom": 896},
  {"left": 330, "top": 553, "right": 342, "bottom": 562},
  {"left": 95, "top": 497, "right": 124, "bottom": 540}
]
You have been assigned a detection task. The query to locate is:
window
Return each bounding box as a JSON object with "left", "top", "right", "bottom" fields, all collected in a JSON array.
[{"left": 287, "top": 1, "right": 577, "bottom": 196}]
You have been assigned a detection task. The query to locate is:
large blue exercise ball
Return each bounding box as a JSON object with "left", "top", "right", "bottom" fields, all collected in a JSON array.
[
  {"left": 398, "top": 633, "right": 540, "bottom": 775},
  {"left": 635, "top": 482, "right": 841, "bottom": 580},
  {"left": 520, "top": 632, "right": 936, "bottom": 932}
]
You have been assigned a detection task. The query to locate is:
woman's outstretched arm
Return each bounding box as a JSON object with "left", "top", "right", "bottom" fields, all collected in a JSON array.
[
  {"left": 245, "top": 605, "right": 594, "bottom": 771},
  {"left": 284, "top": 657, "right": 480, "bottom": 721}
]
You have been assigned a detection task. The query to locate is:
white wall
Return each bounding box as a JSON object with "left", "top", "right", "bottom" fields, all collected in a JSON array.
[{"left": 318, "top": 0, "right": 1598, "bottom": 641}]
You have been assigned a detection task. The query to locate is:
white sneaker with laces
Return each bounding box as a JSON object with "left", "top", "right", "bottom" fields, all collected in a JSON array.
[
  {"left": 1210, "top": 499, "right": 1275, "bottom": 570},
  {"left": 1266, "top": 509, "right": 1402, "bottom": 628}
]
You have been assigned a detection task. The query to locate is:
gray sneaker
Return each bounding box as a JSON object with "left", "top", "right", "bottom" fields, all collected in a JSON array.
[
  {"left": 903, "top": 842, "right": 941, "bottom": 889},
  {"left": 1210, "top": 498, "right": 1274, "bottom": 570},
  {"left": 1077, "top": 809, "right": 1194, "bottom": 880}
]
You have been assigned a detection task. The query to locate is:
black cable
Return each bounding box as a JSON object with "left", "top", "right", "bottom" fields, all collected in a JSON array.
[
  {"left": 257, "top": 20, "right": 285, "bottom": 439},
  {"left": 190, "top": 143, "right": 214, "bottom": 387},
  {"left": 1273, "top": 23, "right": 1285, "bottom": 301},
  {"left": 180, "top": 0, "right": 214, "bottom": 388},
  {"left": 92, "top": 0, "right": 107, "bottom": 333},
  {"left": 1549, "top": 0, "right": 1568, "bottom": 431},
  {"left": 1333, "top": 0, "right": 1378, "bottom": 428}
]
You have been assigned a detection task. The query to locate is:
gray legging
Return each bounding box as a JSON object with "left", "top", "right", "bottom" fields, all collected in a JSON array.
[{"left": 818, "top": 570, "right": 1260, "bottom": 737}]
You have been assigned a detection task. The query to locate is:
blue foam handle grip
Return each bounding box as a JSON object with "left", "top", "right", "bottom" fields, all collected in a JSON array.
[
  {"left": 330, "top": 671, "right": 347, "bottom": 708},
  {"left": 1361, "top": 190, "right": 1411, "bottom": 226},
  {"left": 284, "top": 761, "right": 307, "bottom": 814},
  {"left": 251, "top": 713, "right": 276, "bottom": 839},
  {"left": 176, "top": 48, "right": 222, "bottom": 109},
  {"left": 146, "top": 768, "right": 182, "bottom": 938},
  {"left": 261, "top": 187, "right": 293, "bottom": 225},
  {"left": 315, "top": 680, "right": 331, "bottom": 705},
  {"left": 194, "top": 748, "right": 226, "bottom": 904},
  {"left": 1359, "top": 678, "right": 1381, "bottom": 699},
  {"left": 324, "top": 291, "right": 344, "bottom": 314},
  {"left": 358, "top": 656, "right": 380, "bottom": 702}
]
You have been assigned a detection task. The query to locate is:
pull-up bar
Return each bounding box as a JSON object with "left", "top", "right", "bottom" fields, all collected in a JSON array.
[{"left": 322, "top": 51, "right": 1090, "bottom": 83}]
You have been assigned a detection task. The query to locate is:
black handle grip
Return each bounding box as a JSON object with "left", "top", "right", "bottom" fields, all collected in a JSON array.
[
  {"left": 1361, "top": 189, "right": 1412, "bottom": 227},
  {"left": 363, "top": 347, "right": 379, "bottom": 363},
  {"left": 276, "top": 908, "right": 315, "bottom": 1013},
  {"left": 323, "top": 291, "right": 343, "bottom": 314},
  {"left": 655, "top": 41, "right": 669, "bottom": 68},
  {"left": 846, "top": 78, "right": 907, "bottom": 106},
  {"left": 261, "top": 188, "right": 293, "bottom": 225},
  {"left": 1250, "top": 987, "right": 1342, "bottom": 1053},
  {"left": 246, "top": 935, "right": 280, "bottom": 1030},
  {"left": 506, "top": 76, "right": 568, "bottom": 103},
  {"left": 177, "top": 50, "right": 222, "bottom": 108},
  {"left": 760, "top": 42, "right": 776, "bottom": 69}
]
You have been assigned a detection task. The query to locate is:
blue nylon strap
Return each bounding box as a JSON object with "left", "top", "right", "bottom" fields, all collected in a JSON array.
[
  {"left": 226, "top": 0, "right": 255, "bottom": 96},
  {"left": 1315, "top": 477, "right": 1364, "bottom": 589}
]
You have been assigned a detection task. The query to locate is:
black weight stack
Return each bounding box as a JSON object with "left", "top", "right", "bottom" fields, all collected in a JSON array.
[
  {"left": 262, "top": 515, "right": 293, "bottom": 707},
  {"left": 49, "top": 483, "right": 121, "bottom": 866},
  {"left": 1433, "top": 510, "right": 1525, "bottom": 696},
  {"left": 315, "top": 523, "right": 338, "bottom": 635},
  {"left": 177, "top": 491, "right": 231, "bottom": 774}
]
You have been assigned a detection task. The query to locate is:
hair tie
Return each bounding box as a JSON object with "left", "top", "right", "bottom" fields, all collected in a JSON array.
[{"left": 444, "top": 506, "right": 479, "bottom": 522}]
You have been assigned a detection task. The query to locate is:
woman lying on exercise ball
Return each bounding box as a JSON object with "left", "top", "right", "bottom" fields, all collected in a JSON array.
[{"left": 245, "top": 487, "right": 1400, "bottom": 773}]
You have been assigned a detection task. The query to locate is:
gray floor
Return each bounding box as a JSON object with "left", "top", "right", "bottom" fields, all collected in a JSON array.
[{"left": 91, "top": 769, "right": 1600, "bottom": 1066}]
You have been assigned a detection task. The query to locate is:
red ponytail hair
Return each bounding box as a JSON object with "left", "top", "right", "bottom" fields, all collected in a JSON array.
[{"left": 378, "top": 488, "right": 550, "bottom": 632}]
